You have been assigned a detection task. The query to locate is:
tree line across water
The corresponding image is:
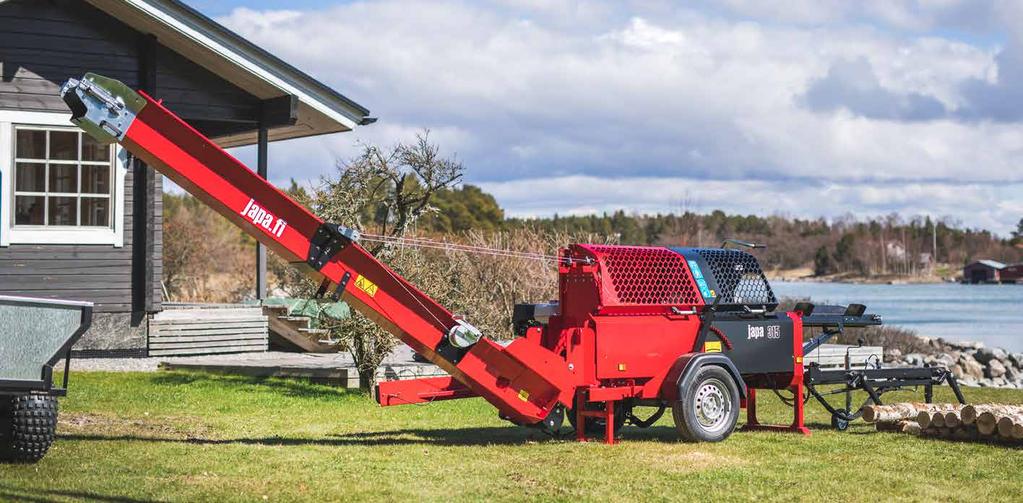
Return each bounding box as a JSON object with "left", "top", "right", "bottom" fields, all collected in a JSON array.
[
  {"left": 166, "top": 169, "right": 1023, "bottom": 302},
  {"left": 161, "top": 133, "right": 1022, "bottom": 389},
  {"left": 401, "top": 184, "right": 1023, "bottom": 278}
]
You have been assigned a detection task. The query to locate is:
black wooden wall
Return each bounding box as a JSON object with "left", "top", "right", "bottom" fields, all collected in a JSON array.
[{"left": 0, "top": 0, "right": 263, "bottom": 319}]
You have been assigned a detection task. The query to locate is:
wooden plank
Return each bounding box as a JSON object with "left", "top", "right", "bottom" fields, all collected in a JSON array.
[
  {"left": 267, "top": 315, "right": 335, "bottom": 353},
  {"left": 0, "top": 275, "right": 132, "bottom": 289},
  {"left": 0, "top": 32, "right": 136, "bottom": 57},
  {"left": 151, "top": 321, "right": 267, "bottom": 329},
  {"left": 151, "top": 320, "right": 268, "bottom": 329},
  {"left": 152, "top": 324, "right": 269, "bottom": 333},
  {"left": 150, "top": 339, "right": 267, "bottom": 350},
  {"left": 1, "top": 54, "right": 138, "bottom": 76},
  {"left": 152, "top": 327, "right": 268, "bottom": 338},
  {"left": 148, "top": 344, "right": 268, "bottom": 357},
  {"left": 148, "top": 333, "right": 270, "bottom": 343},
  {"left": 151, "top": 314, "right": 266, "bottom": 323},
  {"left": 152, "top": 309, "right": 265, "bottom": 320}
]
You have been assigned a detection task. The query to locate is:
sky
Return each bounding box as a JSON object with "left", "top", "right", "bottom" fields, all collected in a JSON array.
[{"left": 196, "top": 1, "right": 1023, "bottom": 234}]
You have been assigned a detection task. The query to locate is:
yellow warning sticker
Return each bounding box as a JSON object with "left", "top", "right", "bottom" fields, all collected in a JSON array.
[
  {"left": 518, "top": 389, "right": 530, "bottom": 402},
  {"left": 704, "top": 341, "right": 722, "bottom": 353},
  {"left": 354, "top": 275, "right": 379, "bottom": 297}
]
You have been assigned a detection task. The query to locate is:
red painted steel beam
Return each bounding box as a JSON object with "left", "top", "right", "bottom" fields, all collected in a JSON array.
[
  {"left": 377, "top": 376, "right": 477, "bottom": 406},
  {"left": 61, "top": 73, "right": 573, "bottom": 425}
]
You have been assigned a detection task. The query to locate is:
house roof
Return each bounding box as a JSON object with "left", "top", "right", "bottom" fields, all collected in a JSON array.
[
  {"left": 970, "top": 260, "right": 1006, "bottom": 269},
  {"left": 84, "top": 0, "right": 371, "bottom": 147}
]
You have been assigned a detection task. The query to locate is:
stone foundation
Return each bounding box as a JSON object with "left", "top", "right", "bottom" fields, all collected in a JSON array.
[{"left": 72, "top": 312, "right": 148, "bottom": 356}]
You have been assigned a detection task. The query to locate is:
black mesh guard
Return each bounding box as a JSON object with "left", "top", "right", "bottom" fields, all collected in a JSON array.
[{"left": 694, "top": 248, "right": 778, "bottom": 309}]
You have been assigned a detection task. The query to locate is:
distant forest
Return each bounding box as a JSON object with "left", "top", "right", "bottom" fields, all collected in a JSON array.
[
  {"left": 163, "top": 182, "right": 1023, "bottom": 301},
  {"left": 416, "top": 184, "right": 1023, "bottom": 276}
]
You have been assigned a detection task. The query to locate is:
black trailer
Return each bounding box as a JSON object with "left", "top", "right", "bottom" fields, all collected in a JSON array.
[
  {"left": 797, "top": 302, "right": 966, "bottom": 430},
  {"left": 0, "top": 295, "right": 92, "bottom": 462}
]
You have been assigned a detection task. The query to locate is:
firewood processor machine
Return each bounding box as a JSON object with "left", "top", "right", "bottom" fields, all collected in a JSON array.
[{"left": 0, "top": 73, "right": 966, "bottom": 462}]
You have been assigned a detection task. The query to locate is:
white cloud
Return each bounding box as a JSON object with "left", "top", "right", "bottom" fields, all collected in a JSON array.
[{"left": 217, "top": 0, "right": 1023, "bottom": 233}]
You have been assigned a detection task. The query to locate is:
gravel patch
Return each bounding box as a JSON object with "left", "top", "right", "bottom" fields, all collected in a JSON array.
[{"left": 57, "top": 345, "right": 422, "bottom": 373}]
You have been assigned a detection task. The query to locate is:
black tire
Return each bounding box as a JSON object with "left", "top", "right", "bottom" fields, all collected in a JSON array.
[
  {"left": 0, "top": 395, "right": 58, "bottom": 463},
  {"left": 831, "top": 409, "right": 851, "bottom": 431},
  {"left": 672, "top": 365, "right": 739, "bottom": 442},
  {"left": 567, "top": 396, "right": 628, "bottom": 437}
]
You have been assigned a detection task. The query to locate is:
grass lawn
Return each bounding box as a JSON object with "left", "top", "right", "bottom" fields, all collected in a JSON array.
[{"left": 2, "top": 371, "right": 1022, "bottom": 502}]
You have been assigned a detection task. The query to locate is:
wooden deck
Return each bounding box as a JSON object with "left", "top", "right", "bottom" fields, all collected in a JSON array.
[{"left": 149, "top": 304, "right": 268, "bottom": 356}]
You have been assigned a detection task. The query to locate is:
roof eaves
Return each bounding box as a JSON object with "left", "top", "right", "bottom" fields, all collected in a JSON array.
[{"left": 122, "top": 0, "right": 370, "bottom": 127}]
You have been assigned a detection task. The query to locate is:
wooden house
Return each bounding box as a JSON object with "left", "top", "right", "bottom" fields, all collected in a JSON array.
[
  {"left": 962, "top": 260, "right": 1006, "bottom": 284},
  {"left": 0, "top": 0, "right": 371, "bottom": 355}
]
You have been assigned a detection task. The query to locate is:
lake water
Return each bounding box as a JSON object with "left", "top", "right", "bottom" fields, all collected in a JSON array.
[{"left": 771, "top": 281, "right": 1023, "bottom": 352}]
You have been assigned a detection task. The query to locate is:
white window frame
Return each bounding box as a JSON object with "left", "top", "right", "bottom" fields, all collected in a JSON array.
[{"left": 0, "top": 111, "right": 127, "bottom": 247}]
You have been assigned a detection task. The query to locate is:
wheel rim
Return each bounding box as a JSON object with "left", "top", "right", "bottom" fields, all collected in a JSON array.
[{"left": 693, "top": 378, "right": 731, "bottom": 433}]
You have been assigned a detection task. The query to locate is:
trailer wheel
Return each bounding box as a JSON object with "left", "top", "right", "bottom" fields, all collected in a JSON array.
[
  {"left": 0, "top": 395, "right": 58, "bottom": 463},
  {"left": 672, "top": 365, "right": 739, "bottom": 442}
]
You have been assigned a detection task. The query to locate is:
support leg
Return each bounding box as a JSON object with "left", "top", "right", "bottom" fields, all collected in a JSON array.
[
  {"left": 576, "top": 389, "right": 587, "bottom": 443},
  {"left": 605, "top": 400, "right": 615, "bottom": 445},
  {"left": 746, "top": 388, "right": 760, "bottom": 427},
  {"left": 791, "top": 383, "right": 810, "bottom": 436},
  {"left": 947, "top": 374, "right": 967, "bottom": 404}
]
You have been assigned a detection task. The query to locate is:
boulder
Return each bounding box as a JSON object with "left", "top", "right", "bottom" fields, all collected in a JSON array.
[
  {"left": 926, "top": 353, "right": 957, "bottom": 368},
  {"left": 1010, "top": 353, "right": 1023, "bottom": 369},
  {"left": 974, "top": 346, "right": 1006, "bottom": 365},
  {"left": 1004, "top": 364, "right": 1022, "bottom": 383},
  {"left": 986, "top": 359, "right": 1007, "bottom": 379},
  {"left": 884, "top": 348, "right": 902, "bottom": 364},
  {"left": 959, "top": 356, "right": 985, "bottom": 380},
  {"left": 903, "top": 353, "right": 925, "bottom": 367},
  {"left": 943, "top": 339, "right": 984, "bottom": 351}
]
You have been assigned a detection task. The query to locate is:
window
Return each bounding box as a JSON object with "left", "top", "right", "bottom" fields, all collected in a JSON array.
[
  {"left": 0, "top": 111, "right": 127, "bottom": 247},
  {"left": 13, "top": 126, "right": 114, "bottom": 229}
]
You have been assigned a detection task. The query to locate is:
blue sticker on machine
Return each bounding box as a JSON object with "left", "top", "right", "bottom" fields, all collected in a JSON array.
[{"left": 688, "top": 260, "right": 715, "bottom": 299}]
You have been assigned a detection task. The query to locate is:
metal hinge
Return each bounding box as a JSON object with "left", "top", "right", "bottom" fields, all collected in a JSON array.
[{"left": 306, "top": 223, "right": 360, "bottom": 271}]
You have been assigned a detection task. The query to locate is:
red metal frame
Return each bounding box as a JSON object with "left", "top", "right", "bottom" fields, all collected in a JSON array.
[
  {"left": 120, "top": 92, "right": 574, "bottom": 426},
  {"left": 377, "top": 376, "right": 476, "bottom": 406},
  {"left": 65, "top": 74, "right": 813, "bottom": 445}
]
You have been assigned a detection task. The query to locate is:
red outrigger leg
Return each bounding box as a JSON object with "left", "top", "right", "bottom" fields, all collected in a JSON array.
[
  {"left": 61, "top": 73, "right": 573, "bottom": 427},
  {"left": 740, "top": 312, "right": 810, "bottom": 436}
]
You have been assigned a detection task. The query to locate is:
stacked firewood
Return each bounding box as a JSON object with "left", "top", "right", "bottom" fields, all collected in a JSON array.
[{"left": 863, "top": 402, "right": 1023, "bottom": 442}]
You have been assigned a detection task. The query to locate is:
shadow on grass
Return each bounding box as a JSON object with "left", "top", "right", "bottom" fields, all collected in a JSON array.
[
  {"left": 59, "top": 425, "right": 549, "bottom": 447},
  {"left": 150, "top": 371, "right": 364, "bottom": 400},
  {"left": 59, "top": 418, "right": 868, "bottom": 449},
  {"left": 0, "top": 484, "right": 153, "bottom": 503}
]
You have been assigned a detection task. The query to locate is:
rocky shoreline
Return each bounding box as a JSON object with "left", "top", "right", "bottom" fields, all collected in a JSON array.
[{"left": 885, "top": 337, "right": 1023, "bottom": 389}]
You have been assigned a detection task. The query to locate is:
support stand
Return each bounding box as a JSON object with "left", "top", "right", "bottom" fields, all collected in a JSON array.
[
  {"left": 740, "top": 386, "right": 811, "bottom": 436},
  {"left": 574, "top": 388, "right": 618, "bottom": 445}
]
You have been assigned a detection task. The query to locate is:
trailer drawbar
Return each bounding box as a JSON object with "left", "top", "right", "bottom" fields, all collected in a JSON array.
[{"left": 0, "top": 73, "right": 965, "bottom": 462}]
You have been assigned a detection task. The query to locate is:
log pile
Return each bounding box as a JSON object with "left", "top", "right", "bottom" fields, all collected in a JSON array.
[{"left": 863, "top": 403, "right": 1023, "bottom": 443}]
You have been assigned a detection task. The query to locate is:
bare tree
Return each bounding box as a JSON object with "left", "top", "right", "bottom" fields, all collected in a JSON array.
[{"left": 287, "top": 132, "right": 464, "bottom": 391}]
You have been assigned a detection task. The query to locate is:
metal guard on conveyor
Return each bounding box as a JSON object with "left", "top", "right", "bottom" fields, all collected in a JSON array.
[{"left": 60, "top": 73, "right": 574, "bottom": 425}]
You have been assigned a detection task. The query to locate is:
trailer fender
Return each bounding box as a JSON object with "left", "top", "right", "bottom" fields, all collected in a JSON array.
[{"left": 660, "top": 353, "right": 747, "bottom": 402}]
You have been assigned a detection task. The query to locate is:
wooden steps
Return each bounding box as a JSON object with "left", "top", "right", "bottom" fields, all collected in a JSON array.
[
  {"left": 264, "top": 305, "right": 337, "bottom": 353},
  {"left": 149, "top": 305, "right": 268, "bottom": 357}
]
